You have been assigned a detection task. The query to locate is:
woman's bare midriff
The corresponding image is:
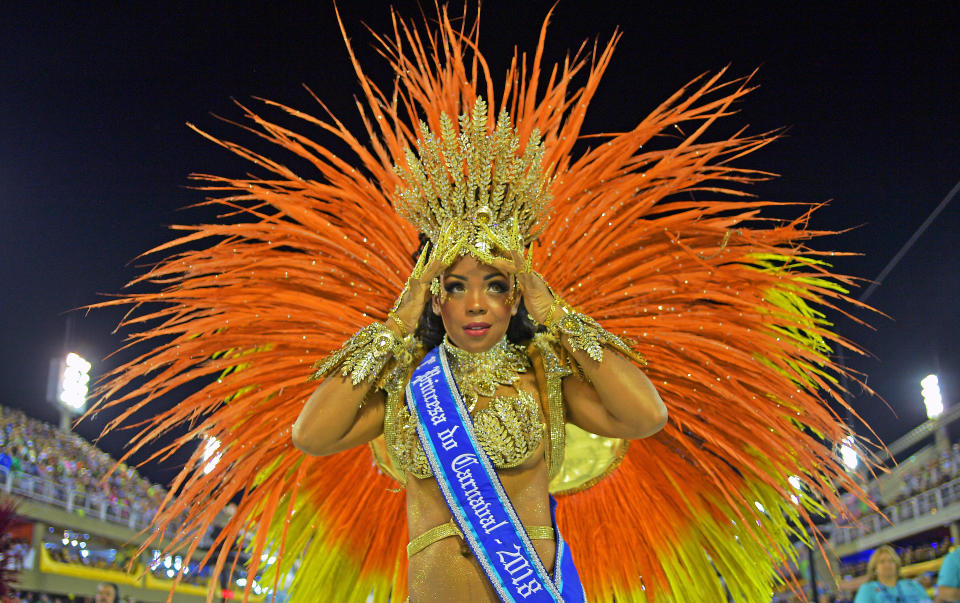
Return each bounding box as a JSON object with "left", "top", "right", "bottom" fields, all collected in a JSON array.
[{"left": 405, "top": 378, "right": 555, "bottom": 603}]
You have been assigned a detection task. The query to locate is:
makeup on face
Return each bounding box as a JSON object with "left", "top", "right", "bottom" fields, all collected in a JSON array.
[{"left": 436, "top": 256, "right": 517, "bottom": 352}]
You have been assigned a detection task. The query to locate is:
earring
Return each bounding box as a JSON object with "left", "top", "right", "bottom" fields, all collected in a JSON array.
[{"left": 505, "top": 277, "right": 519, "bottom": 306}]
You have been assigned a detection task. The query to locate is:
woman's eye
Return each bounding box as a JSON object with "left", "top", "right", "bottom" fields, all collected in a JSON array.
[
  {"left": 488, "top": 281, "right": 510, "bottom": 294},
  {"left": 443, "top": 282, "right": 464, "bottom": 293}
]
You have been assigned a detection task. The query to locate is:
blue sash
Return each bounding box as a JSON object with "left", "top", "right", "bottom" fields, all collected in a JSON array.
[{"left": 406, "top": 346, "right": 586, "bottom": 602}]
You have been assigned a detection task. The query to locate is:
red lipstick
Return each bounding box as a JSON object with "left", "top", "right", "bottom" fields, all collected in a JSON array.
[{"left": 463, "top": 322, "right": 491, "bottom": 337}]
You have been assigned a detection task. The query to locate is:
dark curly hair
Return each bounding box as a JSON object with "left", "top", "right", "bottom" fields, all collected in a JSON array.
[{"left": 411, "top": 233, "right": 541, "bottom": 350}]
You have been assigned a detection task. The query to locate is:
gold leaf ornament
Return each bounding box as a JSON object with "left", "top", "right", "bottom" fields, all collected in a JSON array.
[{"left": 393, "top": 98, "right": 552, "bottom": 262}]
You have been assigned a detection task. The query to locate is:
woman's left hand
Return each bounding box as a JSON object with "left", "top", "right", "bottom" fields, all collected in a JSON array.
[{"left": 489, "top": 248, "right": 556, "bottom": 324}]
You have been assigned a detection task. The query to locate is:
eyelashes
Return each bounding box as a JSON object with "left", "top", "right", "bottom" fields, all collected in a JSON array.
[{"left": 442, "top": 281, "right": 510, "bottom": 295}]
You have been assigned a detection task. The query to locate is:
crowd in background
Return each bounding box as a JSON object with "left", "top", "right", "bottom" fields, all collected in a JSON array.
[
  {"left": 839, "top": 443, "right": 960, "bottom": 521},
  {"left": 6, "top": 403, "right": 960, "bottom": 602},
  {"left": 833, "top": 442, "right": 960, "bottom": 579},
  {"left": 890, "top": 445, "right": 960, "bottom": 504},
  {"left": 0, "top": 405, "right": 229, "bottom": 597},
  {"left": 0, "top": 407, "right": 164, "bottom": 521},
  {"left": 839, "top": 538, "right": 952, "bottom": 577},
  {"left": 44, "top": 545, "right": 137, "bottom": 574}
]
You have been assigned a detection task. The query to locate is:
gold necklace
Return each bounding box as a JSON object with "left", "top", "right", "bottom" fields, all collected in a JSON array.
[{"left": 441, "top": 335, "right": 530, "bottom": 412}]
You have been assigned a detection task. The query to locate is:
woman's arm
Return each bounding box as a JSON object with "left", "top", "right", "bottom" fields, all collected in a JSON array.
[
  {"left": 294, "top": 236, "right": 456, "bottom": 456},
  {"left": 491, "top": 248, "right": 667, "bottom": 441},
  {"left": 292, "top": 374, "right": 387, "bottom": 456},
  {"left": 561, "top": 339, "right": 667, "bottom": 440},
  {"left": 293, "top": 319, "right": 406, "bottom": 456}
]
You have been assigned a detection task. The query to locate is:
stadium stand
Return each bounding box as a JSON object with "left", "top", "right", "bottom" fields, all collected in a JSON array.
[
  {"left": 0, "top": 407, "right": 162, "bottom": 531},
  {"left": 771, "top": 410, "right": 960, "bottom": 602},
  {"left": 7, "top": 398, "right": 957, "bottom": 603},
  {"left": 0, "top": 405, "right": 267, "bottom": 602}
]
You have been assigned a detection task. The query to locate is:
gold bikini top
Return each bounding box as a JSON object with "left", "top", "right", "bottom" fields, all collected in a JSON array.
[
  {"left": 381, "top": 335, "right": 570, "bottom": 481},
  {"left": 393, "top": 390, "right": 544, "bottom": 478}
]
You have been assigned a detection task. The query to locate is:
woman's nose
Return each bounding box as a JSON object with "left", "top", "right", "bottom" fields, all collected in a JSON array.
[{"left": 466, "top": 292, "right": 486, "bottom": 314}]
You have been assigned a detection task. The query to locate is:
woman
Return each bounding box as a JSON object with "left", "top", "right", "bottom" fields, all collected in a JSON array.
[
  {"left": 854, "top": 545, "right": 930, "bottom": 603},
  {"left": 293, "top": 213, "right": 668, "bottom": 600}
]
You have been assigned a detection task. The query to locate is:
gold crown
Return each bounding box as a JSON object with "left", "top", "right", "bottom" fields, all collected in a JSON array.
[{"left": 393, "top": 98, "right": 551, "bottom": 259}]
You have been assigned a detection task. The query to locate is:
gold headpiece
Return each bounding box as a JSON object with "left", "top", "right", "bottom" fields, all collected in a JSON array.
[{"left": 393, "top": 97, "right": 552, "bottom": 261}]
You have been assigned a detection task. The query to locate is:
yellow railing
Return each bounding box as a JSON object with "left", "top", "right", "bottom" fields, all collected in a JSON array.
[
  {"left": 38, "top": 547, "right": 265, "bottom": 601},
  {"left": 38, "top": 547, "right": 140, "bottom": 586}
]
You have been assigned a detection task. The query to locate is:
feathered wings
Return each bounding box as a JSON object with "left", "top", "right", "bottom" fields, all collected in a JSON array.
[{"left": 88, "top": 5, "right": 873, "bottom": 602}]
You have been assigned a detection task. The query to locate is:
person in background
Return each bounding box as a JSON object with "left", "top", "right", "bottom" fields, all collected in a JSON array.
[
  {"left": 854, "top": 545, "right": 931, "bottom": 603},
  {"left": 936, "top": 547, "right": 960, "bottom": 602},
  {"left": 93, "top": 584, "right": 117, "bottom": 603}
]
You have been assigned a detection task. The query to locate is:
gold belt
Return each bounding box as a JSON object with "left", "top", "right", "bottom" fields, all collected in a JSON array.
[{"left": 407, "top": 519, "right": 554, "bottom": 557}]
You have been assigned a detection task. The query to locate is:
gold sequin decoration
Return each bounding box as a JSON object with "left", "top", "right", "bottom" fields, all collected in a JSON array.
[
  {"left": 379, "top": 336, "right": 584, "bottom": 484},
  {"left": 312, "top": 322, "right": 414, "bottom": 386},
  {"left": 552, "top": 312, "right": 647, "bottom": 365},
  {"left": 393, "top": 403, "right": 432, "bottom": 477},
  {"left": 470, "top": 392, "right": 544, "bottom": 468},
  {"left": 442, "top": 335, "right": 530, "bottom": 411},
  {"left": 391, "top": 390, "right": 545, "bottom": 479},
  {"left": 393, "top": 98, "right": 553, "bottom": 259},
  {"left": 531, "top": 334, "right": 570, "bottom": 480}
]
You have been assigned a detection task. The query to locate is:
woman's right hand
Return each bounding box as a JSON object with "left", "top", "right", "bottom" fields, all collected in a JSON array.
[{"left": 388, "top": 225, "right": 465, "bottom": 335}]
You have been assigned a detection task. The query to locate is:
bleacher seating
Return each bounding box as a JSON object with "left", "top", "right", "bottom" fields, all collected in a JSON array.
[
  {"left": 0, "top": 405, "right": 264, "bottom": 602},
  {"left": 0, "top": 406, "right": 165, "bottom": 530}
]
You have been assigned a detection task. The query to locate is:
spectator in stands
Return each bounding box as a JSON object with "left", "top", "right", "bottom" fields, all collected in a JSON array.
[
  {"left": 935, "top": 547, "right": 960, "bottom": 602},
  {"left": 94, "top": 583, "right": 118, "bottom": 603},
  {"left": 854, "top": 545, "right": 931, "bottom": 603}
]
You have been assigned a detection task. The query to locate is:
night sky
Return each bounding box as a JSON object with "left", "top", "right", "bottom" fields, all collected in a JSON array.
[{"left": 1, "top": 2, "right": 957, "bottom": 486}]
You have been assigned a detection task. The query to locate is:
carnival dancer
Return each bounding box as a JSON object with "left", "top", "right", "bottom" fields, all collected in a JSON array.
[
  {"left": 89, "top": 4, "right": 874, "bottom": 602},
  {"left": 293, "top": 133, "right": 669, "bottom": 600}
]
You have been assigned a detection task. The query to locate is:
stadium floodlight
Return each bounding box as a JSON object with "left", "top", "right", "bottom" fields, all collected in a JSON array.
[
  {"left": 921, "top": 374, "right": 943, "bottom": 419},
  {"left": 840, "top": 436, "right": 859, "bottom": 471},
  {"left": 58, "top": 352, "right": 92, "bottom": 412}
]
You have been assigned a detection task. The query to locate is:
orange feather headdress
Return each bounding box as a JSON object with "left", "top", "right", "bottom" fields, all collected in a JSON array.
[{"left": 89, "top": 4, "right": 875, "bottom": 602}]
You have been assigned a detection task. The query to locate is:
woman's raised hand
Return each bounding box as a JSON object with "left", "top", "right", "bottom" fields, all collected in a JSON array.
[
  {"left": 387, "top": 223, "right": 465, "bottom": 336},
  {"left": 488, "top": 246, "right": 556, "bottom": 325}
]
